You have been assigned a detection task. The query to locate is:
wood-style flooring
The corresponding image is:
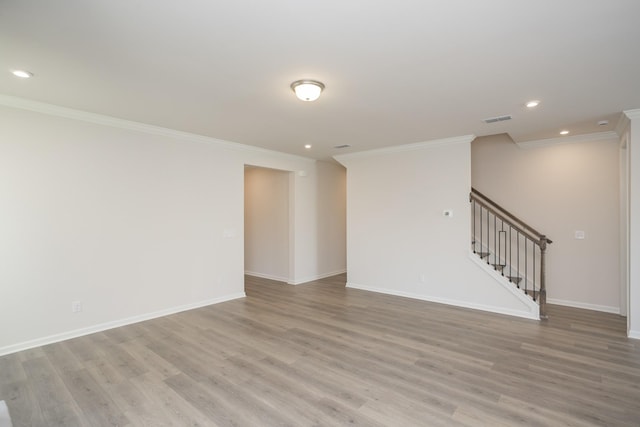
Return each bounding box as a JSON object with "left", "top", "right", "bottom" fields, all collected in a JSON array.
[{"left": 1, "top": 274, "right": 639, "bottom": 426}]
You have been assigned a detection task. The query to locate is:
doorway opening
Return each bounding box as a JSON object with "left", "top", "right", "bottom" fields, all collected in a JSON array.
[{"left": 244, "top": 166, "right": 292, "bottom": 288}]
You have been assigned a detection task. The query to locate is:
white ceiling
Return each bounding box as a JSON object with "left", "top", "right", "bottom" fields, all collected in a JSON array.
[{"left": 1, "top": 0, "right": 639, "bottom": 160}]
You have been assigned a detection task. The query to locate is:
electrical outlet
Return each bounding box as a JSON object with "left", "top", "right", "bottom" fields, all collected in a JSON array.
[{"left": 71, "top": 301, "right": 82, "bottom": 313}]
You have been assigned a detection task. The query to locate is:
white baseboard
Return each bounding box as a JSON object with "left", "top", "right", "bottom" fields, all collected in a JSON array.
[
  {"left": 244, "top": 271, "right": 289, "bottom": 283},
  {"left": 547, "top": 298, "right": 620, "bottom": 314},
  {"left": 628, "top": 330, "right": 640, "bottom": 340},
  {"left": 288, "top": 269, "right": 347, "bottom": 285},
  {"left": 346, "top": 282, "right": 539, "bottom": 320},
  {"left": 0, "top": 292, "right": 246, "bottom": 357},
  {"left": 245, "top": 269, "right": 347, "bottom": 285}
]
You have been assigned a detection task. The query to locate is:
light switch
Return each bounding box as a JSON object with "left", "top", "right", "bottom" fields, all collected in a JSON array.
[{"left": 574, "top": 230, "right": 585, "bottom": 240}]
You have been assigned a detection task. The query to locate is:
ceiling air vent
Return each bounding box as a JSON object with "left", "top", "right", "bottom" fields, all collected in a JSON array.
[
  {"left": 334, "top": 144, "right": 352, "bottom": 149},
  {"left": 483, "top": 114, "right": 512, "bottom": 124}
]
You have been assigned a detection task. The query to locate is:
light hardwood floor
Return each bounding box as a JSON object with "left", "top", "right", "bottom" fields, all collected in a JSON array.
[{"left": 1, "top": 274, "right": 639, "bottom": 426}]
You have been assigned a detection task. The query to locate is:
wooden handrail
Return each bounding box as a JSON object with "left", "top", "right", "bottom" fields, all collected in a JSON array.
[{"left": 470, "top": 188, "right": 552, "bottom": 245}]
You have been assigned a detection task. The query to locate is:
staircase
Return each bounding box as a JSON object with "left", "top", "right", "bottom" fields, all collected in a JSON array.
[{"left": 470, "top": 188, "right": 552, "bottom": 318}]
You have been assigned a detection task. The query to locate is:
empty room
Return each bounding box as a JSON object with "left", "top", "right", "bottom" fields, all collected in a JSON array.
[{"left": 1, "top": 1, "right": 640, "bottom": 426}]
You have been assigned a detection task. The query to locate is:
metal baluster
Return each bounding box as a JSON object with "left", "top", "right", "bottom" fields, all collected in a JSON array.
[
  {"left": 494, "top": 214, "right": 497, "bottom": 266},
  {"left": 525, "top": 237, "right": 528, "bottom": 296},
  {"left": 472, "top": 200, "right": 476, "bottom": 252},
  {"left": 517, "top": 232, "right": 520, "bottom": 288},
  {"left": 509, "top": 225, "right": 513, "bottom": 277},
  {"left": 533, "top": 244, "right": 537, "bottom": 301},
  {"left": 480, "top": 205, "right": 483, "bottom": 258},
  {"left": 487, "top": 206, "right": 490, "bottom": 264}
]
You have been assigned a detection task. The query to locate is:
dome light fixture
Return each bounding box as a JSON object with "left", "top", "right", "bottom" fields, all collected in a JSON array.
[
  {"left": 11, "top": 69, "right": 33, "bottom": 79},
  {"left": 291, "top": 80, "right": 325, "bottom": 102}
]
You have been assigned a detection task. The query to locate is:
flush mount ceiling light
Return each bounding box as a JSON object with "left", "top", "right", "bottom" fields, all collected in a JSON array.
[
  {"left": 560, "top": 130, "right": 570, "bottom": 135},
  {"left": 11, "top": 69, "right": 33, "bottom": 78},
  {"left": 526, "top": 100, "right": 540, "bottom": 108},
  {"left": 290, "top": 80, "right": 325, "bottom": 102}
]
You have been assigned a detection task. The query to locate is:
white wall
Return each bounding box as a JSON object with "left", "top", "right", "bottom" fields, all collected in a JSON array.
[
  {"left": 625, "top": 110, "right": 640, "bottom": 338},
  {"left": 315, "top": 161, "right": 347, "bottom": 278},
  {"left": 336, "top": 137, "right": 538, "bottom": 319},
  {"left": 244, "top": 166, "right": 290, "bottom": 281},
  {"left": 620, "top": 132, "right": 629, "bottom": 317},
  {"left": 0, "top": 96, "right": 344, "bottom": 354},
  {"left": 471, "top": 133, "right": 620, "bottom": 313}
]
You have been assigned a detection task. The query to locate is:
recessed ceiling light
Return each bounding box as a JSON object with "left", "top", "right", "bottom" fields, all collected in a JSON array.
[
  {"left": 598, "top": 120, "right": 609, "bottom": 126},
  {"left": 304, "top": 144, "right": 312, "bottom": 149},
  {"left": 560, "top": 130, "right": 570, "bottom": 135},
  {"left": 526, "top": 100, "right": 540, "bottom": 108},
  {"left": 11, "top": 69, "right": 33, "bottom": 79}
]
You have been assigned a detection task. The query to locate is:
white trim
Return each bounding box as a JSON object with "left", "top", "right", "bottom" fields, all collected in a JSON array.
[
  {"left": 515, "top": 131, "right": 619, "bottom": 149},
  {"left": 547, "top": 298, "right": 620, "bottom": 314},
  {"left": 244, "top": 271, "right": 289, "bottom": 283},
  {"left": 334, "top": 134, "right": 475, "bottom": 163},
  {"left": 287, "top": 269, "right": 347, "bottom": 285},
  {"left": 620, "top": 129, "right": 630, "bottom": 150},
  {"left": 346, "top": 282, "right": 539, "bottom": 320},
  {"left": 628, "top": 330, "right": 640, "bottom": 340},
  {"left": 0, "top": 292, "right": 246, "bottom": 357},
  {"left": 0, "top": 93, "right": 314, "bottom": 163},
  {"left": 616, "top": 113, "right": 631, "bottom": 137},
  {"left": 624, "top": 108, "right": 640, "bottom": 120}
]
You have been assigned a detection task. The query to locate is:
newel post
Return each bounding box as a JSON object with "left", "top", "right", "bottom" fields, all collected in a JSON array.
[{"left": 539, "top": 236, "right": 548, "bottom": 319}]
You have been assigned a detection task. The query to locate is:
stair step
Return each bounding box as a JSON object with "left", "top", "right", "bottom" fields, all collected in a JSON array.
[
  {"left": 475, "top": 252, "right": 490, "bottom": 258},
  {"left": 507, "top": 276, "right": 522, "bottom": 285},
  {"left": 492, "top": 264, "right": 506, "bottom": 271}
]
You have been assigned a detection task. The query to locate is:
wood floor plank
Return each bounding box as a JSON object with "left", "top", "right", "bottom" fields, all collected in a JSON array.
[
  {"left": 128, "top": 371, "right": 216, "bottom": 427},
  {"left": 59, "top": 368, "right": 130, "bottom": 427},
  {"left": 0, "top": 379, "right": 46, "bottom": 426},
  {"left": 165, "top": 372, "right": 285, "bottom": 427},
  {"left": 1, "top": 273, "right": 639, "bottom": 426},
  {"left": 21, "top": 356, "right": 84, "bottom": 427},
  {"left": 0, "top": 353, "right": 26, "bottom": 384}
]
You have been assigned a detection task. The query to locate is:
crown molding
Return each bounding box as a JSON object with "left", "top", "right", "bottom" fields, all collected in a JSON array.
[
  {"left": 0, "top": 93, "right": 315, "bottom": 163},
  {"left": 616, "top": 112, "right": 631, "bottom": 136},
  {"left": 515, "top": 131, "right": 619, "bottom": 149},
  {"left": 334, "top": 134, "right": 475, "bottom": 164},
  {"left": 624, "top": 108, "right": 640, "bottom": 120},
  {"left": 618, "top": 108, "right": 640, "bottom": 136}
]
